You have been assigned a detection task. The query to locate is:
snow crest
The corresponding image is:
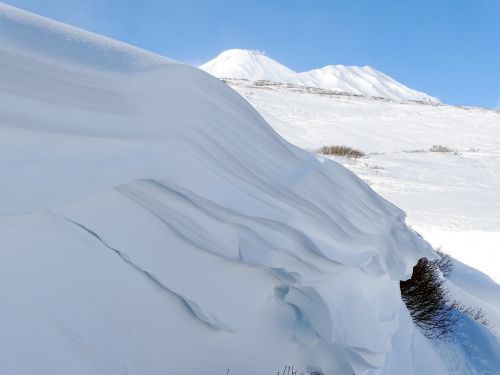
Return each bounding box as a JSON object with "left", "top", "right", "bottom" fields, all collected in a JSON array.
[{"left": 0, "top": 4, "right": 442, "bottom": 374}]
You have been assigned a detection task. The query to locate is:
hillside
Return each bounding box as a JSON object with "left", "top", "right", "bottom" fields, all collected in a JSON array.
[
  {"left": 1, "top": 3, "right": 498, "bottom": 374},
  {"left": 225, "top": 76, "right": 500, "bottom": 373},
  {"left": 226, "top": 79, "right": 500, "bottom": 283}
]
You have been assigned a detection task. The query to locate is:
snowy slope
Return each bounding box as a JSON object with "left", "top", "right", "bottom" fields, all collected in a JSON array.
[
  {"left": 0, "top": 4, "right": 461, "bottom": 375},
  {"left": 225, "top": 78, "right": 500, "bottom": 373},
  {"left": 227, "top": 80, "right": 500, "bottom": 282},
  {"left": 200, "top": 49, "right": 438, "bottom": 102}
]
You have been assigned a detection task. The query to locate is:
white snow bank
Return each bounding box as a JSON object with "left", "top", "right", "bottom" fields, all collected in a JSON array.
[
  {"left": 0, "top": 3, "right": 449, "bottom": 374},
  {"left": 200, "top": 49, "right": 438, "bottom": 103},
  {"left": 0, "top": 2, "right": 172, "bottom": 72}
]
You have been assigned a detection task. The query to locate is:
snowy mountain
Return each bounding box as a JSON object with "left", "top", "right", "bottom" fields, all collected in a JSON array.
[
  {"left": 1, "top": 3, "right": 498, "bottom": 375},
  {"left": 200, "top": 49, "right": 438, "bottom": 103},
  {"left": 298, "top": 64, "right": 437, "bottom": 102},
  {"left": 199, "top": 48, "right": 300, "bottom": 83}
]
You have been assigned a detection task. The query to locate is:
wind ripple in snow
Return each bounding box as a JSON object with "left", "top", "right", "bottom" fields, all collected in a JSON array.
[{"left": 0, "top": 3, "right": 457, "bottom": 374}]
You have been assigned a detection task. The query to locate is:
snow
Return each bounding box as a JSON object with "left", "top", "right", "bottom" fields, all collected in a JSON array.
[
  {"left": 199, "top": 49, "right": 300, "bottom": 83},
  {"left": 200, "top": 49, "right": 438, "bottom": 103},
  {"left": 228, "top": 80, "right": 500, "bottom": 281},
  {"left": 0, "top": 3, "right": 455, "bottom": 374},
  {"left": 1, "top": 3, "right": 498, "bottom": 374},
  {"left": 0, "top": 1, "right": 172, "bottom": 72},
  {"left": 417, "top": 229, "right": 500, "bottom": 284},
  {"left": 223, "top": 76, "right": 500, "bottom": 373},
  {"left": 298, "top": 65, "right": 437, "bottom": 103}
]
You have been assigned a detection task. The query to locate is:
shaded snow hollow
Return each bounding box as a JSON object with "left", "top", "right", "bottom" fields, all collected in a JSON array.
[
  {"left": 0, "top": 3, "right": 460, "bottom": 375},
  {"left": 200, "top": 49, "right": 438, "bottom": 103}
]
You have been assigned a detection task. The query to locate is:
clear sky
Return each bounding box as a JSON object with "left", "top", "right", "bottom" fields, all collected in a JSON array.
[{"left": 4, "top": 0, "right": 500, "bottom": 108}]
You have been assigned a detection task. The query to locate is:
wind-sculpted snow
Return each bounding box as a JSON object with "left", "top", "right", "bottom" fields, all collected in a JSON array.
[{"left": 0, "top": 4, "right": 449, "bottom": 374}]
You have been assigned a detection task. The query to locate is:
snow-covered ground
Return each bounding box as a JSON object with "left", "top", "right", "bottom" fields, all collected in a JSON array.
[
  {"left": 1, "top": 2, "right": 499, "bottom": 374},
  {"left": 227, "top": 80, "right": 500, "bottom": 283},
  {"left": 201, "top": 49, "right": 438, "bottom": 102},
  {"left": 217, "top": 78, "right": 500, "bottom": 373}
]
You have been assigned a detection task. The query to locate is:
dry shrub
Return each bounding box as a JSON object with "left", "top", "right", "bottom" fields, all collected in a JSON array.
[
  {"left": 401, "top": 251, "right": 491, "bottom": 339},
  {"left": 436, "top": 248, "right": 454, "bottom": 277},
  {"left": 452, "top": 301, "right": 489, "bottom": 327},
  {"left": 317, "top": 145, "right": 365, "bottom": 158},
  {"left": 400, "top": 257, "right": 458, "bottom": 339},
  {"left": 430, "top": 145, "right": 453, "bottom": 153}
]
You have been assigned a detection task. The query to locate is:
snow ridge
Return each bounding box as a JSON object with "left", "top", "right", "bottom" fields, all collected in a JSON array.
[{"left": 0, "top": 3, "right": 454, "bottom": 374}]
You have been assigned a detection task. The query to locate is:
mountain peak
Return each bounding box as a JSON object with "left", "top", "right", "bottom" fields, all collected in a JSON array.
[
  {"left": 200, "top": 49, "right": 299, "bottom": 82},
  {"left": 218, "top": 48, "right": 267, "bottom": 57},
  {"left": 201, "top": 49, "right": 438, "bottom": 103}
]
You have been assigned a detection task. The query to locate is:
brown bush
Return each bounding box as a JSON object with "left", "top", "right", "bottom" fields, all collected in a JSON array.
[
  {"left": 430, "top": 145, "right": 453, "bottom": 153},
  {"left": 436, "top": 248, "right": 454, "bottom": 277},
  {"left": 400, "top": 257, "right": 458, "bottom": 339},
  {"left": 401, "top": 251, "right": 491, "bottom": 339},
  {"left": 316, "top": 145, "right": 365, "bottom": 158}
]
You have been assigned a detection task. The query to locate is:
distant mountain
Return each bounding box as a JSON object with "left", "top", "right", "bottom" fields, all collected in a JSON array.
[
  {"left": 199, "top": 49, "right": 301, "bottom": 83},
  {"left": 200, "top": 49, "right": 438, "bottom": 103},
  {"left": 297, "top": 65, "right": 438, "bottom": 102}
]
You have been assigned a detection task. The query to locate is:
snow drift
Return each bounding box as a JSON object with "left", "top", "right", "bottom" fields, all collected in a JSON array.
[
  {"left": 0, "top": 4, "right": 453, "bottom": 374},
  {"left": 200, "top": 49, "right": 438, "bottom": 103}
]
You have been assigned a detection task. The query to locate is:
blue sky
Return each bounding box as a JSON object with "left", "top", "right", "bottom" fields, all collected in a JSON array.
[{"left": 4, "top": 0, "right": 500, "bottom": 108}]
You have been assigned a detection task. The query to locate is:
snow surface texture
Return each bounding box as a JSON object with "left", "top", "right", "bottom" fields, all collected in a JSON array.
[
  {"left": 0, "top": 3, "right": 473, "bottom": 375},
  {"left": 227, "top": 79, "right": 500, "bottom": 283},
  {"left": 200, "top": 49, "right": 438, "bottom": 103},
  {"left": 223, "top": 71, "right": 500, "bottom": 373}
]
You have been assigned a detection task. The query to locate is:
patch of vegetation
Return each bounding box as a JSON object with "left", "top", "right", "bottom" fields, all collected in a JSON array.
[
  {"left": 316, "top": 145, "right": 365, "bottom": 158},
  {"left": 452, "top": 301, "right": 489, "bottom": 327},
  {"left": 400, "top": 257, "right": 458, "bottom": 339},
  {"left": 401, "top": 249, "right": 490, "bottom": 339},
  {"left": 430, "top": 145, "right": 453, "bottom": 153},
  {"left": 436, "top": 248, "right": 454, "bottom": 277}
]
